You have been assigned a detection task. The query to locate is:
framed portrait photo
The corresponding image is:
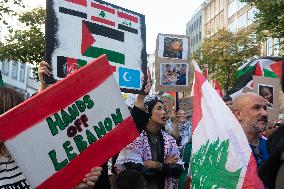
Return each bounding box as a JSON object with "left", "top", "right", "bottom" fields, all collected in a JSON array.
[
  {"left": 160, "top": 63, "right": 189, "bottom": 86},
  {"left": 157, "top": 34, "right": 189, "bottom": 60},
  {"left": 258, "top": 84, "right": 274, "bottom": 108}
]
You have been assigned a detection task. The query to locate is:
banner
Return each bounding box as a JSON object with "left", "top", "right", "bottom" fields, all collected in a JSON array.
[
  {"left": 0, "top": 55, "right": 138, "bottom": 189},
  {"left": 155, "top": 34, "right": 191, "bottom": 92}
]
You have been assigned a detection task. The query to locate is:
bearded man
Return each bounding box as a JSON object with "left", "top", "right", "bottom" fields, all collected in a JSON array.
[{"left": 232, "top": 93, "right": 269, "bottom": 167}]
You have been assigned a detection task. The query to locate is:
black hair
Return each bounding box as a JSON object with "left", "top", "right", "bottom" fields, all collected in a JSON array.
[
  {"left": 222, "top": 96, "right": 232, "bottom": 102},
  {"left": 144, "top": 95, "right": 163, "bottom": 115}
]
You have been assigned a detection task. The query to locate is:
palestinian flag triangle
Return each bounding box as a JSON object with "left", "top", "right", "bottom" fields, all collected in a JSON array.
[
  {"left": 227, "top": 57, "right": 283, "bottom": 98},
  {"left": 188, "top": 60, "right": 264, "bottom": 188},
  {"left": 81, "top": 20, "right": 125, "bottom": 65}
]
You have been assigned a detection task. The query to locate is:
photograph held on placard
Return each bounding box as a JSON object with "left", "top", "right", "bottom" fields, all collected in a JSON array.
[{"left": 258, "top": 84, "right": 274, "bottom": 108}]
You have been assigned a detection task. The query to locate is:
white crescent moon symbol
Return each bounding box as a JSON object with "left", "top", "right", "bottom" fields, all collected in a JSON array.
[{"left": 123, "top": 72, "right": 130, "bottom": 82}]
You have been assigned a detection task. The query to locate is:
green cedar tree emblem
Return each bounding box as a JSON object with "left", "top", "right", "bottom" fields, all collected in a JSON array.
[
  {"left": 191, "top": 138, "right": 242, "bottom": 188},
  {"left": 99, "top": 11, "right": 106, "bottom": 18}
]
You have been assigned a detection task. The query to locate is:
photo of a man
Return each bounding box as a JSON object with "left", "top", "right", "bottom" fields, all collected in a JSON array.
[
  {"left": 160, "top": 63, "right": 188, "bottom": 86},
  {"left": 258, "top": 84, "right": 274, "bottom": 108}
]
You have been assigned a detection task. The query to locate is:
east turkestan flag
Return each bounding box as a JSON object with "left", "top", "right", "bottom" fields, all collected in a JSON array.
[
  {"left": 227, "top": 57, "right": 283, "bottom": 98},
  {"left": 188, "top": 60, "right": 264, "bottom": 188}
]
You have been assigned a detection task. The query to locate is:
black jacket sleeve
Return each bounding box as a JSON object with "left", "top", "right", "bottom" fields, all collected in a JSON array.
[
  {"left": 161, "top": 163, "right": 184, "bottom": 179},
  {"left": 130, "top": 106, "right": 150, "bottom": 134}
]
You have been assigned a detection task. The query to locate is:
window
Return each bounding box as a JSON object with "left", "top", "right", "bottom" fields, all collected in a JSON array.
[
  {"left": 199, "top": 32, "right": 202, "bottom": 40},
  {"left": 237, "top": 13, "right": 247, "bottom": 30},
  {"left": 238, "top": 1, "right": 246, "bottom": 11},
  {"left": 199, "top": 16, "right": 202, "bottom": 25},
  {"left": 215, "top": 0, "right": 219, "bottom": 14},
  {"left": 274, "top": 38, "right": 280, "bottom": 56},
  {"left": 196, "top": 34, "right": 198, "bottom": 43},
  {"left": 228, "top": 0, "right": 237, "bottom": 18},
  {"left": 220, "top": 12, "right": 224, "bottom": 27},
  {"left": 248, "top": 8, "right": 258, "bottom": 25},
  {"left": 207, "top": 9, "right": 210, "bottom": 22},
  {"left": 194, "top": 21, "right": 196, "bottom": 30},
  {"left": 228, "top": 19, "right": 237, "bottom": 32},
  {"left": 215, "top": 15, "right": 219, "bottom": 29},
  {"left": 220, "top": 0, "right": 224, "bottom": 10},
  {"left": 266, "top": 38, "right": 273, "bottom": 56},
  {"left": 11, "top": 61, "right": 18, "bottom": 79},
  {"left": 1, "top": 61, "right": 9, "bottom": 75},
  {"left": 211, "top": 3, "right": 215, "bottom": 19},
  {"left": 19, "top": 63, "right": 25, "bottom": 82}
]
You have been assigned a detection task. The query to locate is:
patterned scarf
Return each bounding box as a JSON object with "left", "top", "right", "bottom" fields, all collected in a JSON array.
[
  {"left": 116, "top": 130, "right": 183, "bottom": 189},
  {"left": 179, "top": 121, "right": 192, "bottom": 150}
]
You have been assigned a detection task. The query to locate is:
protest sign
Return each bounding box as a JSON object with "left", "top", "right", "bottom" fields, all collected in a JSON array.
[
  {"left": 253, "top": 76, "right": 281, "bottom": 121},
  {"left": 45, "top": 0, "right": 147, "bottom": 93},
  {"left": 155, "top": 34, "right": 191, "bottom": 92},
  {"left": 0, "top": 55, "right": 138, "bottom": 189}
]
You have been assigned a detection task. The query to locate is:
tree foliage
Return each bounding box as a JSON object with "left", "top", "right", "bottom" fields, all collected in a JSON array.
[
  {"left": 0, "top": 7, "right": 45, "bottom": 66},
  {"left": 192, "top": 29, "right": 260, "bottom": 92},
  {"left": 0, "top": 0, "right": 24, "bottom": 25},
  {"left": 240, "top": 0, "right": 284, "bottom": 48}
]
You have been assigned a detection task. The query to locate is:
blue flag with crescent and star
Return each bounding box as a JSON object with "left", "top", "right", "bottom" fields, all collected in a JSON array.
[{"left": 119, "top": 67, "right": 140, "bottom": 89}]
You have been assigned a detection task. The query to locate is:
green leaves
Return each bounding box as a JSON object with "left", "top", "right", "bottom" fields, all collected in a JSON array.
[
  {"left": 240, "top": 0, "right": 284, "bottom": 49},
  {"left": 0, "top": 7, "right": 45, "bottom": 68},
  {"left": 192, "top": 29, "right": 260, "bottom": 92},
  {"left": 191, "top": 138, "right": 242, "bottom": 189}
]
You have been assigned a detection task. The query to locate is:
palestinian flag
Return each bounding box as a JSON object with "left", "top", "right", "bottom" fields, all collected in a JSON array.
[
  {"left": 213, "top": 80, "right": 223, "bottom": 97},
  {"left": 188, "top": 60, "right": 264, "bottom": 188},
  {"left": 227, "top": 57, "right": 283, "bottom": 98},
  {"left": 0, "top": 71, "right": 4, "bottom": 87}
]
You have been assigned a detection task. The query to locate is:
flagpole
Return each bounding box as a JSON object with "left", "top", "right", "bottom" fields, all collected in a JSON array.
[{"left": 175, "top": 92, "right": 179, "bottom": 113}]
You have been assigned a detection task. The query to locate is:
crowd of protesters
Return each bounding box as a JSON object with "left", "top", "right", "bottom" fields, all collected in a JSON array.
[{"left": 0, "top": 60, "right": 283, "bottom": 189}]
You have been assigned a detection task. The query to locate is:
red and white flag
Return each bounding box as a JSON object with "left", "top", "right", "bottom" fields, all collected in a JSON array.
[
  {"left": 188, "top": 60, "right": 264, "bottom": 188},
  {"left": 0, "top": 55, "right": 138, "bottom": 189},
  {"left": 213, "top": 79, "right": 224, "bottom": 97}
]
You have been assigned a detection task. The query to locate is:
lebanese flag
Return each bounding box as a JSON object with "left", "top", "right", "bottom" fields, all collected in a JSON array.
[
  {"left": 188, "top": 60, "right": 264, "bottom": 188},
  {"left": 213, "top": 80, "right": 224, "bottom": 97},
  {"left": 90, "top": 2, "right": 117, "bottom": 27}
]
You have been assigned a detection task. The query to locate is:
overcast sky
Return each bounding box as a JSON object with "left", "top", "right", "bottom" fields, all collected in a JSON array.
[{"left": 27, "top": 0, "right": 204, "bottom": 53}]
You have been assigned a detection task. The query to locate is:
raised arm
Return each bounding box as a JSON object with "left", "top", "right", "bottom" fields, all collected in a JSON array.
[{"left": 37, "top": 61, "right": 52, "bottom": 92}]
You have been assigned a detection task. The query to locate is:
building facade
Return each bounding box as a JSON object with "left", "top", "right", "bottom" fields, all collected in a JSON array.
[
  {"left": 187, "top": 0, "right": 282, "bottom": 57},
  {"left": 0, "top": 60, "right": 38, "bottom": 97},
  {"left": 203, "top": 0, "right": 228, "bottom": 37},
  {"left": 186, "top": 4, "right": 204, "bottom": 54}
]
